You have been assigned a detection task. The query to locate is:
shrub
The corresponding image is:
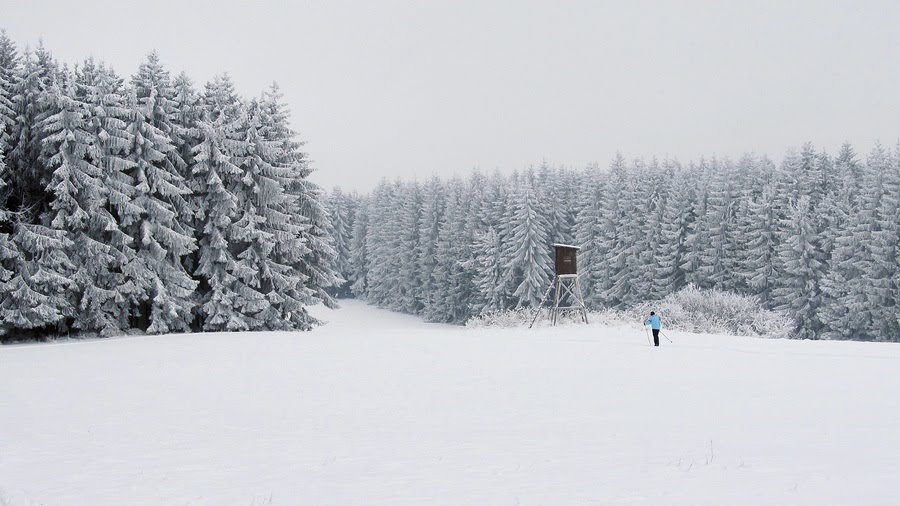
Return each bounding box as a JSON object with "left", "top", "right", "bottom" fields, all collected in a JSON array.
[
  {"left": 466, "top": 285, "right": 793, "bottom": 339},
  {"left": 625, "top": 285, "right": 793, "bottom": 338}
]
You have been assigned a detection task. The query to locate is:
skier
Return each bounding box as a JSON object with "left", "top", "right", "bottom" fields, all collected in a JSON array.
[{"left": 644, "top": 311, "right": 662, "bottom": 347}]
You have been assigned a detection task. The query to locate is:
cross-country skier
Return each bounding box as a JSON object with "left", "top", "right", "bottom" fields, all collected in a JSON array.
[{"left": 645, "top": 311, "right": 662, "bottom": 347}]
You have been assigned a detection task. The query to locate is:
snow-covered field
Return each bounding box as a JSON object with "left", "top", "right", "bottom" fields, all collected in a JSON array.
[{"left": 2, "top": 300, "right": 899, "bottom": 505}]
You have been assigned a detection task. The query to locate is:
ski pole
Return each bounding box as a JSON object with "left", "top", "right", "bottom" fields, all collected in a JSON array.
[
  {"left": 661, "top": 330, "right": 673, "bottom": 343},
  {"left": 644, "top": 326, "right": 652, "bottom": 345}
]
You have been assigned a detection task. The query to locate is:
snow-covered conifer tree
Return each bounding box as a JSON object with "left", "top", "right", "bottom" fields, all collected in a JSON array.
[
  {"left": 740, "top": 182, "right": 777, "bottom": 306},
  {"left": 259, "top": 83, "right": 337, "bottom": 319},
  {"left": 573, "top": 164, "right": 604, "bottom": 302},
  {"left": 772, "top": 196, "right": 825, "bottom": 338},
  {"left": 591, "top": 154, "right": 628, "bottom": 307},
  {"left": 607, "top": 157, "right": 650, "bottom": 308},
  {"left": 8, "top": 44, "right": 56, "bottom": 223},
  {"left": 349, "top": 196, "right": 370, "bottom": 297},
  {"left": 1, "top": 224, "right": 75, "bottom": 336},
  {"left": 416, "top": 177, "right": 445, "bottom": 314},
  {"left": 653, "top": 158, "right": 692, "bottom": 298},
  {"left": 326, "top": 187, "right": 354, "bottom": 297},
  {"left": 471, "top": 227, "right": 506, "bottom": 313},
  {"left": 504, "top": 185, "right": 552, "bottom": 308},
  {"left": 0, "top": 30, "right": 16, "bottom": 165},
  {"left": 126, "top": 55, "right": 198, "bottom": 333},
  {"left": 192, "top": 74, "right": 247, "bottom": 331},
  {"left": 470, "top": 172, "right": 513, "bottom": 312},
  {"left": 396, "top": 182, "right": 423, "bottom": 314},
  {"left": 864, "top": 144, "right": 899, "bottom": 340},
  {"left": 362, "top": 180, "right": 397, "bottom": 307},
  {"left": 39, "top": 69, "right": 131, "bottom": 335},
  {"left": 427, "top": 177, "right": 475, "bottom": 322}
]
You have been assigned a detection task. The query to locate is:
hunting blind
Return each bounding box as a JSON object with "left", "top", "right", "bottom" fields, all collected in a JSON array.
[{"left": 529, "top": 244, "right": 589, "bottom": 327}]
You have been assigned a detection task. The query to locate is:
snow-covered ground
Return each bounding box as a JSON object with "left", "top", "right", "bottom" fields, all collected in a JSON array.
[{"left": 2, "top": 300, "right": 899, "bottom": 505}]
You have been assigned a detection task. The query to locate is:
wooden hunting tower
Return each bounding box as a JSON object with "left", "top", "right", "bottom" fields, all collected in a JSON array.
[
  {"left": 530, "top": 244, "right": 589, "bottom": 327},
  {"left": 554, "top": 244, "right": 578, "bottom": 275}
]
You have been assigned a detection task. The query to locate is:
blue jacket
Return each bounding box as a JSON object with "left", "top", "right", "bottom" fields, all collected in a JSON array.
[{"left": 645, "top": 315, "right": 661, "bottom": 330}]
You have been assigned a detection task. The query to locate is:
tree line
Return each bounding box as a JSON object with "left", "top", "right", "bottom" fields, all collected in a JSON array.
[
  {"left": 327, "top": 144, "right": 899, "bottom": 341},
  {"left": 0, "top": 32, "right": 337, "bottom": 341}
]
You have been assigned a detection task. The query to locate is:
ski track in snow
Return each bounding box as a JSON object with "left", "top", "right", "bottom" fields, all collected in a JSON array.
[{"left": 2, "top": 300, "right": 899, "bottom": 505}]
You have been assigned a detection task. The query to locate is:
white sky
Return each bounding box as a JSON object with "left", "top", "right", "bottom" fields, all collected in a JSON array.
[{"left": 3, "top": 0, "right": 899, "bottom": 192}]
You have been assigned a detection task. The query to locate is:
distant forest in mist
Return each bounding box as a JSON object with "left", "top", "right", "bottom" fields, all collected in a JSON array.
[{"left": 327, "top": 143, "right": 900, "bottom": 342}]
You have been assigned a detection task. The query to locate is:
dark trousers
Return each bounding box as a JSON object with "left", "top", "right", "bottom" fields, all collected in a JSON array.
[{"left": 652, "top": 329, "right": 659, "bottom": 346}]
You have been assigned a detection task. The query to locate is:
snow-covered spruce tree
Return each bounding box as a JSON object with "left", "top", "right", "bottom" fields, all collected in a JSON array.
[
  {"left": 0, "top": 118, "right": 10, "bottom": 213},
  {"left": 793, "top": 142, "right": 836, "bottom": 211},
  {"left": 864, "top": 144, "right": 899, "bottom": 341},
  {"left": 0, "top": 223, "right": 75, "bottom": 338},
  {"left": 816, "top": 144, "right": 875, "bottom": 340},
  {"left": 126, "top": 54, "right": 198, "bottom": 333},
  {"left": 607, "top": 157, "right": 651, "bottom": 308},
  {"left": 427, "top": 177, "right": 475, "bottom": 323},
  {"left": 0, "top": 144, "right": 14, "bottom": 336},
  {"left": 349, "top": 195, "right": 370, "bottom": 297},
  {"left": 537, "top": 162, "right": 575, "bottom": 246},
  {"left": 573, "top": 163, "right": 605, "bottom": 302},
  {"left": 171, "top": 72, "right": 201, "bottom": 172},
  {"left": 38, "top": 69, "right": 131, "bottom": 335},
  {"left": 363, "top": 180, "right": 400, "bottom": 307},
  {"left": 817, "top": 192, "right": 868, "bottom": 338},
  {"left": 326, "top": 186, "right": 354, "bottom": 297},
  {"left": 416, "top": 176, "right": 445, "bottom": 313},
  {"left": 170, "top": 72, "right": 202, "bottom": 237},
  {"left": 679, "top": 159, "right": 713, "bottom": 289},
  {"left": 816, "top": 145, "right": 899, "bottom": 341},
  {"left": 742, "top": 180, "right": 780, "bottom": 307},
  {"left": 0, "top": 39, "right": 74, "bottom": 339},
  {"left": 698, "top": 157, "right": 743, "bottom": 293},
  {"left": 0, "top": 29, "right": 18, "bottom": 97},
  {"left": 470, "top": 171, "right": 512, "bottom": 312},
  {"left": 131, "top": 53, "right": 194, "bottom": 218},
  {"left": 227, "top": 94, "right": 328, "bottom": 331},
  {"left": 493, "top": 172, "right": 520, "bottom": 310},
  {"left": 227, "top": 100, "right": 293, "bottom": 331},
  {"left": 635, "top": 158, "right": 663, "bottom": 301},
  {"left": 732, "top": 155, "right": 771, "bottom": 296},
  {"left": 655, "top": 159, "right": 696, "bottom": 298},
  {"left": 818, "top": 145, "right": 861, "bottom": 264},
  {"left": 396, "top": 181, "right": 423, "bottom": 314},
  {"left": 592, "top": 154, "right": 628, "bottom": 307},
  {"left": 8, "top": 43, "right": 57, "bottom": 223},
  {"left": 259, "top": 83, "right": 337, "bottom": 321},
  {"left": 192, "top": 75, "right": 325, "bottom": 332},
  {"left": 772, "top": 196, "right": 826, "bottom": 339},
  {"left": 458, "top": 171, "right": 492, "bottom": 314},
  {"left": 0, "top": 30, "right": 16, "bottom": 165},
  {"left": 881, "top": 144, "right": 900, "bottom": 339},
  {"left": 643, "top": 157, "right": 671, "bottom": 300},
  {"left": 504, "top": 184, "right": 552, "bottom": 308},
  {"left": 0, "top": 197, "right": 13, "bottom": 271},
  {"left": 81, "top": 61, "right": 155, "bottom": 334},
  {"left": 471, "top": 227, "right": 506, "bottom": 313},
  {"left": 191, "top": 74, "right": 248, "bottom": 331}
]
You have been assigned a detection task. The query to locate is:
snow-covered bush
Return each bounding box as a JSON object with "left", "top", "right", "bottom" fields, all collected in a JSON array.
[
  {"left": 466, "top": 307, "right": 534, "bottom": 329},
  {"left": 625, "top": 285, "right": 793, "bottom": 338},
  {"left": 467, "top": 285, "right": 793, "bottom": 339}
]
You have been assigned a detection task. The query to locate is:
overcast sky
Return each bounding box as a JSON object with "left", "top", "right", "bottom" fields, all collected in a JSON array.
[{"left": 3, "top": 0, "right": 899, "bottom": 192}]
